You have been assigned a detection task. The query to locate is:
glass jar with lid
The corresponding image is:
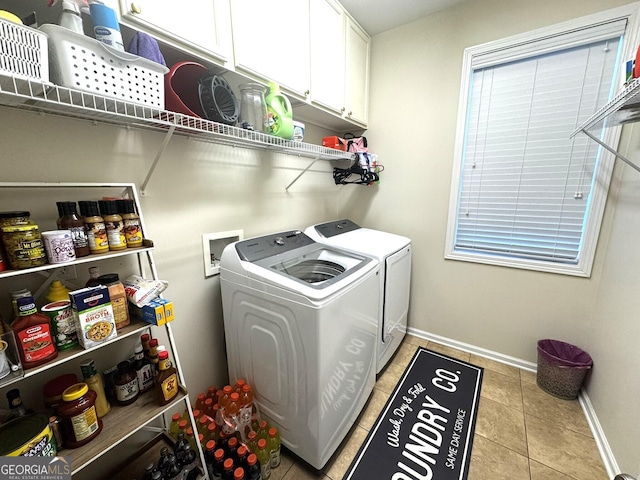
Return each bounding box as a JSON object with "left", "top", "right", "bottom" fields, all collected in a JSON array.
[{"left": 1, "top": 223, "right": 46, "bottom": 269}]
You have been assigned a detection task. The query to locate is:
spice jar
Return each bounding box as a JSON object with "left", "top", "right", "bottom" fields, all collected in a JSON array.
[
  {"left": 116, "top": 199, "right": 143, "bottom": 248},
  {"left": 98, "top": 200, "right": 126, "bottom": 251},
  {"left": 1, "top": 223, "right": 47, "bottom": 269},
  {"left": 114, "top": 361, "right": 139, "bottom": 406},
  {"left": 79, "top": 201, "right": 109, "bottom": 254},
  {"left": 58, "top": 383, "right": 103, "bottom": 448}
]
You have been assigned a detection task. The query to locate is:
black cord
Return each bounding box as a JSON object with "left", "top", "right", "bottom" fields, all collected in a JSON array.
[{"left": 333, "top": 160, "right": 379, "bottom": 185}]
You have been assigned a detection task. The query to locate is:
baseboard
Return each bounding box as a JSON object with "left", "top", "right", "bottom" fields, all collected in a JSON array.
[
  {"left": 407, "top": 327, "right": 537, "bottom": 371},
  {"left": 579, "top": 391, "right": 619, "bottom": 479},
  {"left": 407, "top": 327, "right": 618, "bottom": 478}
]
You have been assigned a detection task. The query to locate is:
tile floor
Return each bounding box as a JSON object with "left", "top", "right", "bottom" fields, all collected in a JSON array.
[{"left": 268, "top": 334, "right": 608, "bottom": 480}]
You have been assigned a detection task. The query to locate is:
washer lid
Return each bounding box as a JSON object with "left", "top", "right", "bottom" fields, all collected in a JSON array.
[
  {"left": 306, "top": 222, "right": 411, "bottom": 260},
  {"left": 312, "top": 219, "right": 361, "bottom": 238}
]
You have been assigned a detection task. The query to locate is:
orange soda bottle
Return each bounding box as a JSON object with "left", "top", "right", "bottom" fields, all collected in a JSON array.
[
  {"left": 206, "top": 385, "right": 217, "bottom": 399},
  {"left": 195, "top": 392, "right": 207, "bottom": 412}
]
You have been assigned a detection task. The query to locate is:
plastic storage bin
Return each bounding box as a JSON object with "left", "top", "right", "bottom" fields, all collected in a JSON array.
[
  {"left": 39, "top": 23, "right": 168, "bottom": 108},
  {"left": 537, "top": 339, "right": 593, "bottom": 400},
  {"left": 0, "top": 17, "right": 49, "bottom": 83}
]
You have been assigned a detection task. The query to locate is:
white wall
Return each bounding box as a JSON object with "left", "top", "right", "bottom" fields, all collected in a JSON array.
[
  {"left": 345, "top": 0, "right": 639, "bottom": 474},
  {"left": 0, "top": 108, "right": 340, "bottom": 401}
]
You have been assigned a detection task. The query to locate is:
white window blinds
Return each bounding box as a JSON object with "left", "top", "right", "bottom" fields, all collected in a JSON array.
[{"left": 452, "top": 22, "right": 624, "bottom": 268}]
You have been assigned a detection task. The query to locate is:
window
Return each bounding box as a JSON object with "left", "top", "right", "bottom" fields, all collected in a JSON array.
[{"left": 445, "top": 5, "right": 640, "bottom": 276}]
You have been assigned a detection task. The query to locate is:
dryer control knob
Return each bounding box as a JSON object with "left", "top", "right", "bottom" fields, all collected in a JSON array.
[{"left": 274, "top": 237, "right": 285, "bottom": 246}]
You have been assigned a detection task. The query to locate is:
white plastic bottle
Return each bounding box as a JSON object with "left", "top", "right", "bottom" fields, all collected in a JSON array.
[{"left": 88, "top": 0, "right": 124, "bottom": 51}]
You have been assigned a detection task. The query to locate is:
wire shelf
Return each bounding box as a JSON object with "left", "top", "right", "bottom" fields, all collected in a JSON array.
[
  {"left": 0, "top": 73, "right": 354, "bottom": 162},
  {"left": 571, "top": 77, "right": 640, "bottom": 137}
]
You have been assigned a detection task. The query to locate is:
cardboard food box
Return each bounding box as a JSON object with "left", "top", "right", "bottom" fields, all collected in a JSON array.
[
  {"left": 69, "top": 286, "right": 117, "bottom": 349},
  {"left": 130, "top": 298, "right": 174, "bottom": 326}
]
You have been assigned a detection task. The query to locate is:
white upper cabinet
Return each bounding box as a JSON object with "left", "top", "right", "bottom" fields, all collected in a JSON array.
[
  {"left": 117, "top": 0, "right": 233, "bottom": 65},
  {"left": 309, "top": 0, "right": 346, "bottom": 114},
  {"left": 230, "top": 0, "right": 311, "bottom": 97},
  {"left": 344, "top": 15, "right": 370, "bottom": 126},
  {"left": 308, "top": 0, "right": 370, "bottom": 127}
]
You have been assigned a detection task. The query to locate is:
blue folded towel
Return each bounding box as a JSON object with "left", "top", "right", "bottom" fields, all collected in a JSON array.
[{"left": 127, "top": 31, "right": 166, "bottom": 66}]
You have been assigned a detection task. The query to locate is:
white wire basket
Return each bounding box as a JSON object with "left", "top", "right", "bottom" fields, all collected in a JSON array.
[
  {"left": 0, "top": 17, "right": 49, "bottom": 83},
  {"left": 39, "top": 23, "right": 168, "bottom": 108}
]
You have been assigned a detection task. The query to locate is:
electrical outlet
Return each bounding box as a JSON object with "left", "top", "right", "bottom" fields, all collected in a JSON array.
[{"left": 58, "top": 265, "right": 77, "bottom": 280}]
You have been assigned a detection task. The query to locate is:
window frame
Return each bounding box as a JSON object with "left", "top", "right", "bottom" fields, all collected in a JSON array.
[{"left": 445, "top": 4, "right": 640, "bottom": 277}]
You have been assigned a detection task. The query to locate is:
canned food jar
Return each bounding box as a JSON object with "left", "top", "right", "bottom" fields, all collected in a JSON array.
[
  {"left": 0, "top": 211, "right": 31, "bottom": 228},
  {"left": 0, "top": 414, "right": 57, "bottom": 456},
  {"left": 41, "top": 230, "right": 76, "bottom": 264},
  {"left": 58, "top": 383, "right": 102, "bottom": 448},
  {"left": 1, "top": 223, "right": 47, "bottom": 269},
  {"left": 41, "top": 301, "right": 78, "bottom": 351}
]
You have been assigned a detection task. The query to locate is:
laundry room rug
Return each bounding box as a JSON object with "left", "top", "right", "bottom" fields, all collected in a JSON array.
[{"left": 344, "top": 347, "right": 483, "bottom": 480}]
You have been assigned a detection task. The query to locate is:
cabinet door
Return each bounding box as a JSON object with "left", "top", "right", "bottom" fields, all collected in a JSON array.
[
  {"left": 230, "top": 0, "right": 310, "bottom": 97},
  {"left": 119, "top": 0, "right": 233, "bottom": 63},
  {"left": 309, "top": 0, "right": 345, "bottom": 114},
  {"left": 345, "top": 16, "right": 370, "bottom": 126}
]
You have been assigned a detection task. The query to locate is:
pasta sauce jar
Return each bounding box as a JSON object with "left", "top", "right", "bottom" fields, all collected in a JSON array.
[{"left": 58, "top": 383, "right": 103, "bottom": 448}]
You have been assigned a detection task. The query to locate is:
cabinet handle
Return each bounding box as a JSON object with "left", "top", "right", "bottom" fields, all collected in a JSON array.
[
  {"left": 341, "top": 107, "right": 346, "bottom": 114},
  {"left": 130, "top": 2, "right": 141, "bottom": 14},
  {"left": 347, "top": 111, "right": 352, "bottom": 116},
  {"left": 305, "top": 90, "right": 310, "bottom": 97}
]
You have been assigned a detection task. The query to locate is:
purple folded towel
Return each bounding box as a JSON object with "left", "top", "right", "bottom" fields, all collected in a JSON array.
[{"left": 126, "top": 31, "right": 166, "bottom": 66}]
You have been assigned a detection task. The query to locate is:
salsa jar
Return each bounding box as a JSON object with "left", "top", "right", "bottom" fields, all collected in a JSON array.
[
  {"left": 1, "top": 223, "right": 47, "bottom": 269},
  {"left": 58, "top": 383, "right": 103, "bottom": 448}
]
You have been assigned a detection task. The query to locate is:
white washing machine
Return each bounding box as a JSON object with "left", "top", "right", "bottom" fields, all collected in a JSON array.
[
  {"left": 305, "top": 220, "right": 411, "bottom": 374},
  {"left": 220, "top": 230, "right": 380, "bottom": 469}
]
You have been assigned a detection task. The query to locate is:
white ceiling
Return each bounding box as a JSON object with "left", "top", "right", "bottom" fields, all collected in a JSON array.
[{"left": 339, "top": 0, "right": 463, "bottom": 35}]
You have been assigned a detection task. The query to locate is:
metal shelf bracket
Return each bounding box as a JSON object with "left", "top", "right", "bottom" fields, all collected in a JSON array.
[
  {"left": 141, "top": 124, "right": 176, "bottom": 195},
  {"left": 582, "top": 129, "right": 640, "bottom": 174}
]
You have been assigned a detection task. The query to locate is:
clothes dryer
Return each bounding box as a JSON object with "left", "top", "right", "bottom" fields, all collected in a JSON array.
[
  {"left": 220, "top": 230, "right": 379, "bottom": 469},
  {"left": 305, "top": 220, "right": 411, "bottom": 374}
]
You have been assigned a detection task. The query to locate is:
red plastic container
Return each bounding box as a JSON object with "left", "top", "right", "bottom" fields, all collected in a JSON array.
[
  {"left": 322, "top": 136, "right": 347, "bottom": 151},
  {"left": 165, "top": 61, "right": 208, "bottom": 118}
]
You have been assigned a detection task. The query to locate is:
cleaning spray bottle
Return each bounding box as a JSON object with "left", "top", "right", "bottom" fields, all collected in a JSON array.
[
  {"left": 48, "top": 0, "right": 88, "bottom": 35},
  {"left": 265, "top": 82, "right": 294, "bottom": 140},
  {"left": 88, "top": 0, "right": 124, "bottom": 51}
]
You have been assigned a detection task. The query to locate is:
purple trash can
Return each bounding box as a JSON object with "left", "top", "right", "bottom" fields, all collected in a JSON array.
[{"left": 537, "top": 339, "right": 593, "bottom": 400}]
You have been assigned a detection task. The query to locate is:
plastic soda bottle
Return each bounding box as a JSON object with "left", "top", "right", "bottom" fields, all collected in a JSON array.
[
  {"left": 198, "top": 415, "right": 209, "bottom": 437},
  {"left": 246, "top": 430, "right": 258, "bottom": 455},
  {"left": 169, "top": 412, "right": 182, "bottom": 439},
  {"left": 267, "top": 427, "right": 281, "bottom": 468},
  {"left": 221, "top": 458, "right": 235, "bottom": 480},
  {"left": 227, "top": 436, "right": 239, "bottom": 460},
  {"left": 206, "top": 420, "right": 218, "bottom": 443},
  {"left": 256, "top": 438, "right": 271, "bottom": 479},
  {"left": 257, "top": 420, "right": 269, "bottom": 442},
  {"left": 245, "top": 453, "right": 261, "bottom": 480},
  {"left": 204, "top": 440, "right": 217, "bottom": 479},
  {"left": 207, "top": 384, "right": 217, "bottom": 399},
  {"left": 211, "top": 448, "right": 226, "bottom": 480},
  {"left": 234, "top": 467, "right": 246, "bottom": 480},
  {"left": 234, "top": 378, "right": 246, "bottom": 393},
  {"left": 195, "top": 392, "right": 207, "bottom": 412},
  {"left": 236, "top": 444, "right": 249, "bottom": 470},
  {"left": 239, "top": 384, "right": 254, "bottom": 428},
  {"left": 186, "top": 427, "right": 196, "bottom": 450}
]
